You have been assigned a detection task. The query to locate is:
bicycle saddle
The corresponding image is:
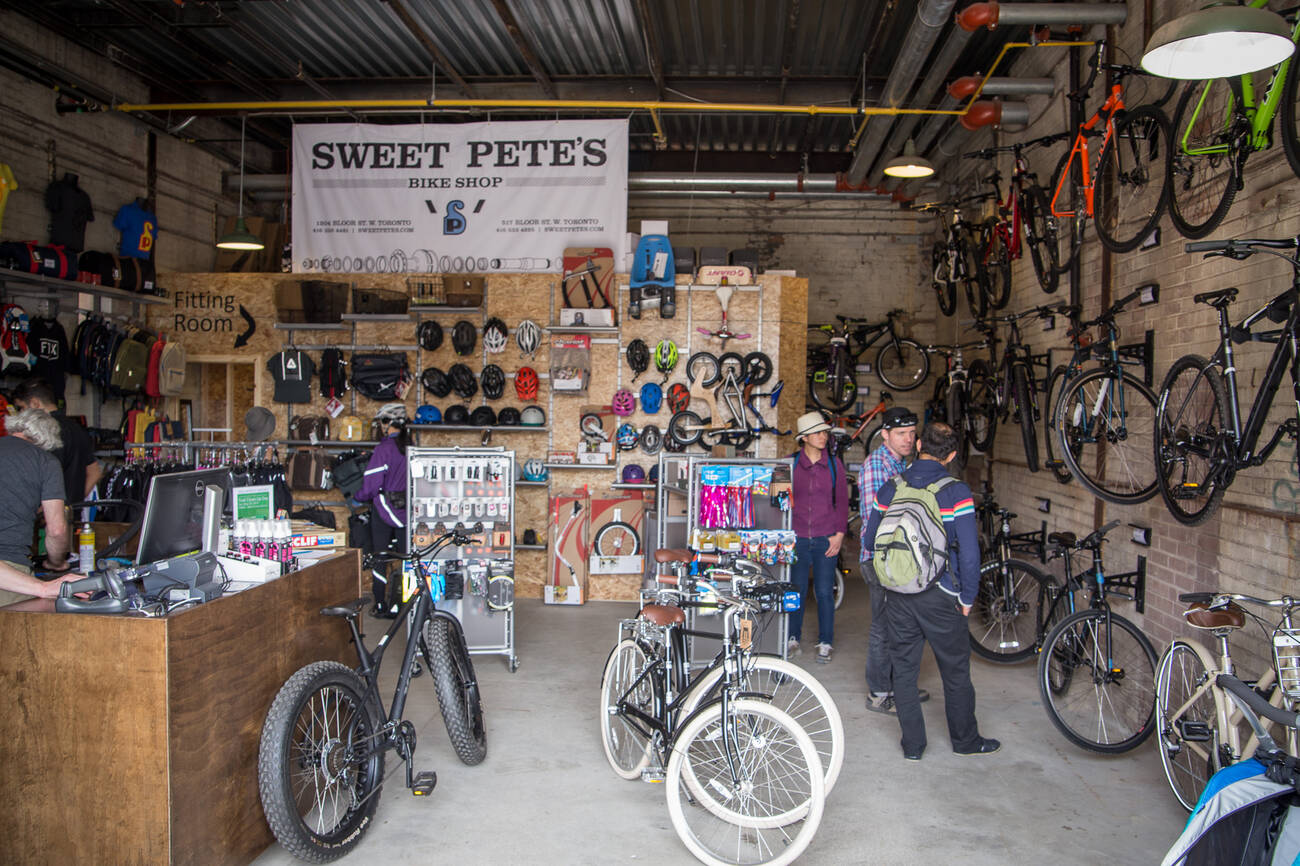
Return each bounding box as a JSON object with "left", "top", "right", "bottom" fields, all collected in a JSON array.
[
  {"left": 640, "top": 604, "right": 686, "bottom": 627},
  {"left": 654, "top": 548, "right": 695, "bottom": 564},
  {"left": 321, "top": 598, "right": 368, "bottom": 618},
  {"left": 1184, "top": 601, "right": 1246, "bottom": 630},
  {"left": 1048, "top": 531, "right": 1077, "bottom": 548},
  {"left": 1193, "top": 288, "right": 1238, "bottom": 308}
]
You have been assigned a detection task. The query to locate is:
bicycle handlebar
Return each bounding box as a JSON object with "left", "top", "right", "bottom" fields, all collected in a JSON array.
[
  {"left": 1218, "top": 674, "right": 1300, "bottom": 729},
  {"left": 410, "top": 522, "right": 484, "bottom": 558},
  {"left": 1178, "top": 591, "right": 1296, "bottom": 609},
  {"left": 1187, "top": 237, "right": 1300, "bottom": 263},
  {"left": 962, "top": 131, "right": 1072, "bottom": 160}
]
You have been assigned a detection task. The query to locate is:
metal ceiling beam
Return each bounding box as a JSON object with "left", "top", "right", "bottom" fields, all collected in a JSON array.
[
  {"left": 382, "top": 0, "right": 476, "bottom": 98},
  {"left": 489, "top": 0, "right": 557, "bottom": 99},
  {"left": 633, "top": 0, "right": 665, "bottom": 99}
]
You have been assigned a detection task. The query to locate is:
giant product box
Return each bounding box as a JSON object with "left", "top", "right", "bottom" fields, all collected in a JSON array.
[
  {"left": 546, "top": 489, "right": 590, "bottom": 604},
  {"left": 588, "top": 494, "right": 646, "bottom": 575}
]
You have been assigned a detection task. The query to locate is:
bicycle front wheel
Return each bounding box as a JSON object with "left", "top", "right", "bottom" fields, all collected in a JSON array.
[
  {"left": 1012, "top": 363, "right": 1040, "bottom": 473},
  {"left": 1042, "top": 365, "right": 1076, "bottom": 484},
  {"left": 966, "top": 360, "right": 997, "bottom": 454},
  {"left": 600, "top": 639, "right": 656, "bottom": 779},
  {"left": 1155, "top": 640, "right": 1223, "bottom": 811},
  {"left": 959, "top": 227, "right": 987, "bottom": 320},
  {"left": 969, "top": 558, "right": 1052, "bottom": 664},
  {"left": 1281, "top": 54, "right": 1300, "bottom": 181},
  {"left": 668, "top": 410, "right": 706, "bottom": 447},
  {"left": 875, "top": 337, "right": 929, "bottom": 391},
  {"left": 1057, "top": 368, "right": 1159, "bottom": 504},
  {"left": 977, "top": 219, "right": 1013, "bottom": 309},
  {"left": 1094, "top": 105, "right": 1171, "bottom": 253},
  {"left": 1049, "top": 149, "right": 1085, "bottom": 274},
  {"left": 946, "top": 381, "right": 970, "bottom": 468},
  {"left": 1036, "top": 609, "right": 1158, "bottom": 754},
  {"left": 594, "top": 520, "right": 641, "bottom": 556},
  {"left": 422, "top": 616, "right": 488, "bottom": 765},
  {"left": 932, "top": 240, "right": 957, "bottom": 316},
  {"left": 1167, "top": 78, "right": 1242, "bottom": 239},
  {"left": 808, "top": 357, "right": 858, "bottom": 413},
  {"left": 1155, "top": 355, "right": 1230, "bottom": 525},
  {"left": 258, "top": 661, "right": 386, "bottom": 862},
  {"left": 666, "top": 699, "right": 825, "bottom": 866},
  {"left": 1022, "top": 184, "right": 1060, "bottom": 293}
]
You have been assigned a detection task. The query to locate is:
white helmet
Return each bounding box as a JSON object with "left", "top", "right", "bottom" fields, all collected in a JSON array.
[
  {"left": 375, "top": 402, "right": 407, "bottom": 423},
  {"left": 522, "top": 459, "right": 548, "bottom": 481},
  {"left": 516, "top": 319, "right": 541, "bottom": 357},
  {"left": 483, "top": 317, "right": 508, "bottom": 354}
]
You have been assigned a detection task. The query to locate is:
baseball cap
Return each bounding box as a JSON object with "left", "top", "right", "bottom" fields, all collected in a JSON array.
[{"left": 880, "top": 407, "right": 918, "bottom": 430}]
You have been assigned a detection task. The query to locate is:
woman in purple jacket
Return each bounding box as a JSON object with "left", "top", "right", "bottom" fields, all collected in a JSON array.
[
  {"left": 355, "top": 403, "right": 409, "bottom": 617},
  {"left": 789, "top": 411, "right": 849, "bottom": 664}
]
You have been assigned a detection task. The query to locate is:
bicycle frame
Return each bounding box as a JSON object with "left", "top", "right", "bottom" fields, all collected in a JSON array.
[{"left": 1052, "top": 83, "right": 1124, "bottom": 218}]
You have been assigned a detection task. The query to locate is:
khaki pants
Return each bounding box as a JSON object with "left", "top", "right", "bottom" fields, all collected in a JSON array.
[{"left": 0, "top": 559, "right": 34, "bottom": 608}]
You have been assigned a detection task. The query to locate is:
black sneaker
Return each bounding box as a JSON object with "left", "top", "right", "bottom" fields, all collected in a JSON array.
[
  {"left": 903, "top": 748, "right": 925, "bottom": 761},
  {"left": 954, "top": 737, "right": 1001, "bottom": 756},
  {"left": 866, "top": 693, "right": 896, "bottom": 714}
]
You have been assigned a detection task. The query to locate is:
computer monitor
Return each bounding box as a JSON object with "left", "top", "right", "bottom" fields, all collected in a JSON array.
[{"left": 135, "top": 468, "right": 233, "bottom": 565}]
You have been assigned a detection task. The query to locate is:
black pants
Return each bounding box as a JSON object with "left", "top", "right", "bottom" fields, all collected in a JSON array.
[
  {"left": 369, "top": 510, "right": 406, "bottom": 611},
  {"left": 884, "top": 582, "right": 982, "bottom": 755}
]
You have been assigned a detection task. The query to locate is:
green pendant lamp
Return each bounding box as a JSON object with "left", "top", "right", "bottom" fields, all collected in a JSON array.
[
  {"left": 1142, "top": 3, "right": 1296, "bottom": 79},
  {"left": 217, "top": 116, "right": 265, "bottom": 251}
]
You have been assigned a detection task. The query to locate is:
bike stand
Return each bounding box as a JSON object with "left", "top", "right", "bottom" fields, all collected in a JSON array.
[{"left": 1008, "top": 521, "right": 1048, "bottom": 564}]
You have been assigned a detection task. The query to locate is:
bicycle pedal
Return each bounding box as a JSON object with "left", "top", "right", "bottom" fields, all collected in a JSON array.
[
  {"left": 1173, "top": 482, "right": 1202, "bottom": 499},
  {"left": 1044, "top": 459, "right": 1064, "bottom": 469},
  {"left": 1177, "top": 720, "right": 1212, "bottom": 743},
  {"left": 640, "top": 768, "right": 666, "bottom": 784},
  {"left": 411, "top": 771, "right": 438, "bottom": 796}
]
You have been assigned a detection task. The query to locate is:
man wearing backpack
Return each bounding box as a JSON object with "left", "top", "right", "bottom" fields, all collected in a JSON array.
[{"left": 862, "top": 422, "right": 999, "bottom": 761}]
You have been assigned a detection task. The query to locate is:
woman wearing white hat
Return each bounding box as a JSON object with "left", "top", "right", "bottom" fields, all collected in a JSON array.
[{"left": 789, "top": 410, "right": 849, "bottom": 664}]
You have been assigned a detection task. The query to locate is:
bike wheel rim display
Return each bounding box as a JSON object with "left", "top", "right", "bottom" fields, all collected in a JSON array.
[{"left": 600, "top": 639, "right": 655, "bottom": 779}]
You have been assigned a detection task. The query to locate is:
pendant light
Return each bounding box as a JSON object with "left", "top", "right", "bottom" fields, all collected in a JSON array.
[
  {"left": 882, "top": 140, "right": 936, "bottom": 179},
  {"left": 1141, "top": 3, "right": 1295, "bottom": 80},
  {"left": 217, "top": 115, "right": 265, "bottom": 251}
]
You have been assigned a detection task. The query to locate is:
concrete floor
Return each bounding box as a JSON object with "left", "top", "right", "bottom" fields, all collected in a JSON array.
[{"left": 253, "top": 584, "right": 1190, "bottom": 865}]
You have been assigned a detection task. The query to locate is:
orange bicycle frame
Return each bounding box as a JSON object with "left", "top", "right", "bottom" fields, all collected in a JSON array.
[{"left": 1051, "top": 83, "right": 1125, "bottom": 218}]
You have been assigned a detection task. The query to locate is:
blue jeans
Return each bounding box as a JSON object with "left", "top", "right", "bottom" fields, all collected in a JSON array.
[{"left": 789, "top": 535, "right": 836, "bottom": 645}]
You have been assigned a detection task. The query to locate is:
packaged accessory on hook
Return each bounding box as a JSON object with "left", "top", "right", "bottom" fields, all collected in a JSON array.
[{"left": 550, "top": 333, "right": 590, "bottom": 394}]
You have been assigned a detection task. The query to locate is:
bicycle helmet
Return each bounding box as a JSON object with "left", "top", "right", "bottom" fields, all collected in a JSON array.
[
  {"left": 414, "top": 404, "right": 441, "bottom": 424},
  {"left": 375, "top": 402, "right": 407, "bottom": 424},
  {"left": 639, "top": 382, "right": 663, "bottom": 414},
  {"left": 417, "top": 319, "right": 444, "bottom": 351},
  {"left": 469, "top": 405, "right": 497, "bottom": 427},
  {"left": 626, "top": 338, "right": 650, "bottom": 380},
  {"left": 622, "top": 464, "right": 646, "bottom": 483},
  {"left": 448, "top": 363, "right": 478, "bottom": 399},
  {"left": 515, "top": 319, "right": 541, "bottom": 357},
  {"left": 654, "top": 340, "right": 678, "bottom": 376},
  {"left": 639, "top": 424, "right": 662, "bottom": 454},
  {"left": 515, "top": 366, "right": 540, "bottom": 401},
  {"left": 520, "top": 405, "right": 546, "bottom": 426},
  {"left": 667, "top": 382, "right": 690, "bottom": 412},
  {"left": 483, "top": 317, "right": 508, "bottom": 354},
  {"left": 444, "top": 404, "right": 470, "bottom": 425},
  {"left": 481, "top": 364, "right": 506, "bottom": 400},
  {"left": 611, "top": 388, "right": 636, "bottom": 416},
  {"left": 451, "top": 320, "right": 477, "bottom": 355},
  {"left": 421, "top": 366, "right": 451, "bottom": 398},
  {"left": 497, "top": 406, "right": 521, "bottom": 426},
  {"left": 616, "top": 422, "right": 639, "bottom": 450},
  {"left": 522, "top": 458, "right": 548, "bottom": 482},
  {"left": 649, "top": 464, "right": 659, "bottom": 484}
]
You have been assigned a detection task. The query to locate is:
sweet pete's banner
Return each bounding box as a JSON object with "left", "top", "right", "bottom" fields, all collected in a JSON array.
[{"left": 291, "top": 119, "right": 628, "bottom": 274}]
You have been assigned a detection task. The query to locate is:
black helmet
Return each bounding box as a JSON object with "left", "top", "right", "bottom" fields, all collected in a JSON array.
[
  {"left": 483, "top": 317, "right": 509, "bottom": 354},
  {"left": 448, "top": 363, "right": 478, "bottom": 399},
  {"left": 452, "top": 320, "right": 477, "bottom": 356},
  {"left": 421, "top": 366, "right": 451, "bottom": 398},
  {"left": 417, "top": 319, "right": 444, "bottom": 351},
  {"left": 626, "top": 338, "right": 649, "bottom": 380},
  {"left": 469, "top": 405, "right": 497, "bottom": 427},
  {"left": 497, "top": 406, "right": 522, "bottom": 426},
  {"left": 444, "top": 404, "right": 471, "bottom": 425},
  {"left": 481, "top": 364, "right": 506, "bottom": 400}
]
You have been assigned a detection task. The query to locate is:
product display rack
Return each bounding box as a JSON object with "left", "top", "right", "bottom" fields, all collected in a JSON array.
[{"left": 406, "top": 446, "right": 518, "bottom": 672}]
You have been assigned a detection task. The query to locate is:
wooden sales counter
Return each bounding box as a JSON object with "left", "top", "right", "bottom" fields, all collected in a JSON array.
[{"left": 0, "top": 549, "right": 363, "bottom": 866}]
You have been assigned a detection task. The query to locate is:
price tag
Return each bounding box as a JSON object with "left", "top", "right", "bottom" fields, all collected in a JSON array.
[{"left": 738, "top": 616, "right": 753, "bottom": 651}]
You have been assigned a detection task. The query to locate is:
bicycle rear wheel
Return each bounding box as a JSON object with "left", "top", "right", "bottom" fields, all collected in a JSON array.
[
  {"left": 1012, "top": 363, "right": 1040, "bottom": 472},
  {"left": 1041, "top": 365, "right": 1076, "bottom": 484},
  {"left": 808, "top": 355, "right": 858, "bottom": 413},
  {"left": 932, "top": 240, "right": 957, "bottom": 316},
  {"left": 1155, "top": 640, "right": 1223, "bottom": 811},
  {"left": 1049, "top": 149, "right": 1085, "bottom": 274},
  {"left": 1022, "top": 184, "right": 1060, "bottom": 293},
  {"left": 966, "top": 360, "right": 997, "bottom": 454},
  {"left": 1056, "top": 368, "right": 1159, "bottom": 504},
  {"left": 1167, "top": 78, "right": 1242, "bottom": 239},
  {"left": 422, "top": 616, "right": 487, "bottom": 765},
  {"left": 1094, "top": 105, "right": 1171, "bottom": 253},
  {"left": 687, "top": 351, "right": 721, "bottom": 386},
  {"left": 977, "top": 219, "right": 1013, "bottom": 309},
  {"left": 600, "top": 639, "right": 656, "bottom": 779},
  {"left": 666, "top": 699, "right": 824, "bottom": 866},
  {"left": 668, "top": 410, "right": 705, "bottom": 447},
  {"left": 258, "top": 661, "right": 385, "bottom": 862},
  {"left": 875, "top": 337, "right": 929, "bottom": 391},
  {"left": 946, "top": 381, "right": 970, "bottom": 468},
  {"left": 969, "top": 558, "right": 1052, "bottom": 664},
  {"left": 1036, "top": 609, "right": 1158, "bottom": 754},
  {"left": 594, "top": 520, "right": 640, "bottom": 556},
  {"left": 1154, "top": 355, "right": 1230, "bottom": 525},
  {"left": 959, "top": 227, "right": 987, "bottom": 320},
  {"left": 1280, "top": 55, "right": 1300, "bottom": 181}
]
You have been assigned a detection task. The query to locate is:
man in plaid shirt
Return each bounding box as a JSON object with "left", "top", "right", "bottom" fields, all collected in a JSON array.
[{"left": 859, "top": 407, "right": 928, "bottom": 713}]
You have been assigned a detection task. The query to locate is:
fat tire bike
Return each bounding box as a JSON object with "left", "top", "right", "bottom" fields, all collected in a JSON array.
[
  {"left": 258, "top": 524, "right": 486, "bottom": 862},
  {"left": 1154, "top": 237, "right": 1300, "bottom": 526}
]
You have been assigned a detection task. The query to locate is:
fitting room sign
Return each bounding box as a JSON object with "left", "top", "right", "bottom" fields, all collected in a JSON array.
[{"left": 291, "top": 119, "right": 628, "bottom": 274}]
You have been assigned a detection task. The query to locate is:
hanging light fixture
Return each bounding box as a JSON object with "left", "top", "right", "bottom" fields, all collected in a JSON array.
[
  {"left": 882, "top": 139, "right": 935, "bottom": 179},
  {"left": 1141, "top": 3, "right": 1295, "bottom": 80},
  {"left": 217, "top": 115, "right": 264, "bottom": 251}
]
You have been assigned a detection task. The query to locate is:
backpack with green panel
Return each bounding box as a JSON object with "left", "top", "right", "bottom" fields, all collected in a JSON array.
[{"left": 872, "top": 475, "right": 959, "bottom": 593}]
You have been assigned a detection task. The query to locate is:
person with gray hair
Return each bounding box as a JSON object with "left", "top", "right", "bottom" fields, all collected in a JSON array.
[
  {"left": 0, "top": 407, "right": 71, "bottom": 601},
  {"left": 8, "top": 407, "right": 64, "bottom": 452}
]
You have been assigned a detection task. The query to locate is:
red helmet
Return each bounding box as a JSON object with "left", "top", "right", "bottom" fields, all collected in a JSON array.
[
  {"left": 515, "top": 366, "right": 539, "bottom": 401},
  {"left": 667, "top": 382, "right": 690, "bottom": 412},
  {"left": 612, "top": 388, "right": 636, "bottom": 416}
]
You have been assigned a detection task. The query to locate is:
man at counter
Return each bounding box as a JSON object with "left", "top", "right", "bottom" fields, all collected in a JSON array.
[
  {"left": 0, "top": 408, "right": 72, "bottom": 605},
  {"left": 12, "top": 378, "right": 101, "bottom": 501}
]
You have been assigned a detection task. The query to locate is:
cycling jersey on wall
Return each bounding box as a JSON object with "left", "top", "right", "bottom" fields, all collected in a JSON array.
[
  {"left": 113, "top": 200, "right": 158, "bottom": 259},
  {"left": 0, "top": 164, "right": 17, "bottom": 235},
  {"left": 267, "top": 349, "right": 316, "bottom": 403}
]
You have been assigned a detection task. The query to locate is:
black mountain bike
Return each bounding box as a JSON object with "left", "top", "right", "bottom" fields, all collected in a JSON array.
[
  {"left": 258, "top": 524, "right": 487, "bottom": 862},
  {"left": 806, "top": 309, "right": 928, "bottom": 412},
  {"left": 967, "top": 306, "right": 1060, "bottom": 473},
  {"left": 924, "top": 337, "right": 990, "bottom": 469},
  {"left": 918, "top": 195, "right": 990, "bottom": 317},
  {"left": 1155, "top": 237, "right": 1300, "bottom": 525}
]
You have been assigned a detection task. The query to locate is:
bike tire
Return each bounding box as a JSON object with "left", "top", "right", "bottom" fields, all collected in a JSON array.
[
  {"left": 668, "top": 409, "right": 705, "bottom": 446},
  {"left": 1012, "top": 363, "right": 1040, "bottom": 472},
  {"left": 717, "top": 352, "right": 746, "bottom": 382},
  {"left": 258, "top": 661, "right": 385, "bottom": 862},
  {"left": 1094, "top": 104, "right": 1171, "bottom": 253},
  {"left": 681, "top": 655, "right": 845, "bottom": 795},
  {"left": 1036, "top": 609, "right": 1158, "bottom": 754},
  {"left": 1282, "top": 55, "right": 1300, "bottom": 181},
  {"left": 666, "top": 699, "right": 824, "bottom": 866},
  {"left": 978, "top": 218, "right": 1013, "bottom": 309},
  {"left": 686, "top": 351, "right": 721, "bottom": 386},
  {"left": 599, "top": 639, "right": 655, "bottom": 780},
  {"left": 946, "top": 381, "right": 970, "bottom": 468},
  {"left": 593, "top": 520, "right": 640, "bottom": 556},
  {"left": 808, "top": 355, "right": 858, "bottom": 413},
  {"left": 422, "top": 616, "right": 488, "bottom": 765},
  {"left": 1049, "top": 149, "right": 1085, "bottom": 275},
  {"left": 1023, "top": 184, "right": 1060, "bottom": 293},
  {"left": 743, "top": 351, "right": 774, "bottom": 385},
  {"left": 1155, "top": 355, "right": 1231, "bottom": 525},
  {"left": 833, "top": 568, "right": 845, "bottom": 609},
  {"left": 1042, "top": 365, "right": 1076, "bottom": 484},
  {"left": 715, "top": 427, "right": 755, "bottom": 451},
  {"left": 969, "top": 558, "right": 1053, "bottom": 664},
  {"left": 932, "top": 240, "right": 957, "bottom": 316},
  {"left": 959, "top": 226, "right": 987, "bottom": 320},
  {"left": 875, "top": 337, "right": 929, "bottom": 391},
  {"left": 1057, "top": 368, "right": 1160, "bottom": 504},
  {"left": 1155, "top": 639, "right": 1224, "bottom": 812},
  {"left": 1167, "top": 78, "right": 1242, "bottom": 240},
  {"left": 966, "top": 360, "right": 997, "bottom": 455}
]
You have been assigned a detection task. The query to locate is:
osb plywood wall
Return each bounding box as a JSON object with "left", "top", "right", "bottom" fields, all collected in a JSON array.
[{"left": 151, "top": 271, "right": 806, "bottom": 600}]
